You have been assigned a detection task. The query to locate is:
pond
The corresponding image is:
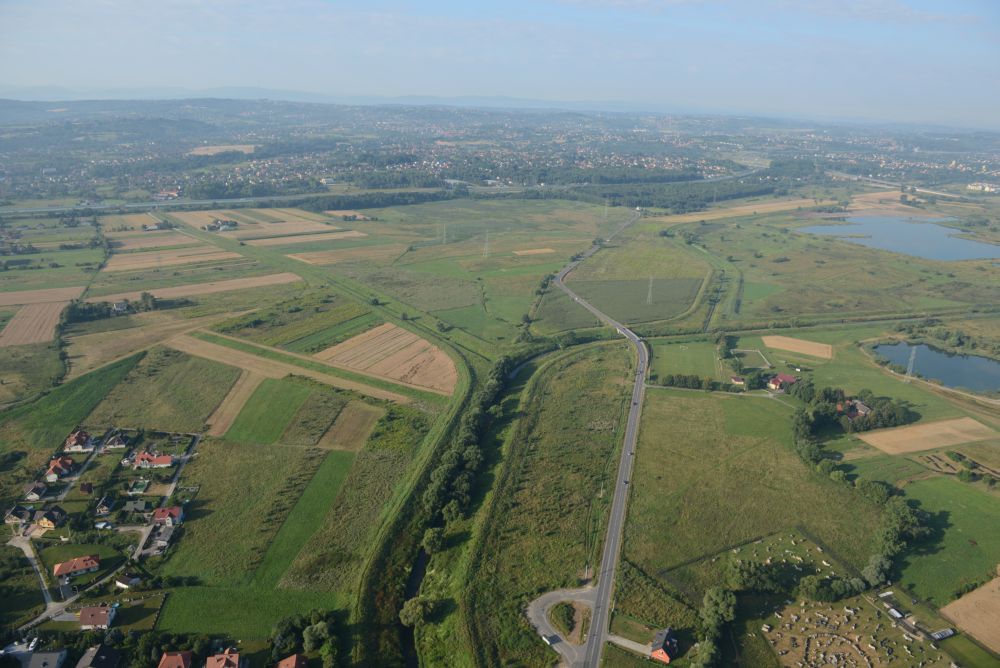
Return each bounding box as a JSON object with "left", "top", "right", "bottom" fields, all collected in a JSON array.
[
  {"left": 874, "top": 342, "right": 1000, "bottom": 393},
  {"left": 800, "top": 215, "right": 1000, "bottom": 261}
]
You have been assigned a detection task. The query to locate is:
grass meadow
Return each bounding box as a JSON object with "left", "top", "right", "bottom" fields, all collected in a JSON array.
[{"left": 224, "top": 377, "right": 314, "bottom": 444}]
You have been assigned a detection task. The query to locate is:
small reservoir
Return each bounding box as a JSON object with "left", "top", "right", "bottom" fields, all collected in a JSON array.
[
  {"left": 800, "top": 216, "right": 1000, "bottom": 261},
  {"left": 874, "top": 342, "right": 1000, "bottom": 393}
]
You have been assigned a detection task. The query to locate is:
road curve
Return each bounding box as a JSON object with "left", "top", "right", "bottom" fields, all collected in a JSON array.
[{"left": 533, "top": 209, "right": 647, "bottom": 667}]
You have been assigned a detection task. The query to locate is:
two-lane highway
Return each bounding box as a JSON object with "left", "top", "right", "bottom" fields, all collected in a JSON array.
[{"left": 546, "top": 209, "right": 648, "bottom": 667}]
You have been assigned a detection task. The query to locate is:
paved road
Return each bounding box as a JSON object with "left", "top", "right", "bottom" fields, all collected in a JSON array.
[
  {"left": 6, "top": 537, "right": 54, "bottom": 609},
  {"left": 525, "top": 586, "right": 597, "bottom": 666},
  {"left": 528, "top": 209, "right": 647, "bottom": 667}
]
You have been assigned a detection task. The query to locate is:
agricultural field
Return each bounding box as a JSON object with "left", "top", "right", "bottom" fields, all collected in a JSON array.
[
  {"left": 0, "top": 301, "right": 67, "bottom": 346},
  {"left": 466, "top": 345, "right": 631, "bottom": 666}
]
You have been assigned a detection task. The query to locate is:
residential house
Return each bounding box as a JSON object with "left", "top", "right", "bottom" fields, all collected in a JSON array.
[
  {"left": 4, "top": 504, "right": 32, "bottom": 525},
  {"left": 205, "top": 650, "right": 244, "bottom": 668},
  {"left": 123, "top": 499, "right": 149, "bottom": 514},
  {"left": 111, "top": 302, "right": 129, "bottom": 315},
  {"left": 78, "top": 605, "right": 116, "bottom": 630},
  {"left": 95, "top": 496, "right": 114, "bottom": 516},
  {"left": 24, "top": 482, "right": 47, "bottom": 501},
  {"left": 115, "top": 573, "right": 142, "bottom": 589},
  {"left": 276, "top": 655, "right": 307, "bottom": 668},
  {"left": 75, "top": 645, "right": 120, "bottom": 668},
  {"left": 837, "top": 399, "right": 873, "bottom": 422},
  {"left": 64, "top": 430, "right": 93, "bottom": 453},
  {"left": 34, "top": 506, "right": 66, "bottom": 529},
  {"left": 154, "top": 525, "right": 175, "bottom": 549},
  {"left": 767, "top": 373, "right": 798, "bottom": 392},
  {"left": 729, "top": 376, "right": 746, "bottom": 386},
  {"left": 27, "top": 651, "right": 68, "bottom": 668},
  {"left": 53, "top": 554, "right": 100, "bottom": 579},
  {"left": 103, "top": 433, "right": 129, "bottom": 449},
  {"left": 79, "top": 482, "right": 94, "bottom": 495},
  {"left": 45, "top": 456, "right": 75, "bottom": 482},
  {"left": 135, "top": 451, "right": 175, "bottom": 469},
  {"left": 152, "top": 506, "right": 184, "bottom": 526},
  {"left": 650, "top": 628, "right": 679, "bottom": 665},
  {"left": 157, "top": 652, "right": 193, "bottom": 668}
]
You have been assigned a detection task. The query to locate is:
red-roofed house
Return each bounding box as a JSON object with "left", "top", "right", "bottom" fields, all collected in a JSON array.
[
  {"left": 276, "top": 655, "right": 307, "bottom": 668},
  {"left": 64, "top": 430, "right": 94, "bottom": 452},
  {"left": 767, "top": 373, "right": 798, "bottom": 392},
  {"left": 157, "top": 651, "right": 192, "bottom": 668},
  {"left": 205, "top": 650, "right": 244, "bottom": 668},
  {"left": 45, "top": 456, "right": 74, "bottom": 482},
  {"left": 650, "top": 628, "right": 679, "bottom": 664},
  {"left": 152, "top": 506, "right": 184, "bottom": 526},
  {"left": 53, "top": 554, "right": 100, "bottom": 578},
  {"left": 79, "top": 605, "right": 116, "bottom": 630},
  {"left": 134, "top": 452, "right": 175, "bottom": 469}
]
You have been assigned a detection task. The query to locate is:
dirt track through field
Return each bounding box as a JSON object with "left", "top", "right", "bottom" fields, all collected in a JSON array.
[
  {"left": 86, "top": 272, "right": 302, "bottom": 303},
  {"left": 314, "top": 322, "right": 457, "bottom": 394},
  {"left": 166, "top": 334, "right": 411, "bottom": 404},
  {"left": 941, "top": 575, "right": 1000, "bottom": 653},
  {"left": 288, "top": 244, "right": 408, "bottom": 265},
  {"left": 858, "top": 417, "right": 996, "bottom": 454},
  {"left": 761, "top": 335, "right": 834, "bottom": 359},
  {"left": 104, "top": 246, "right": 241, "bottom": 272},
  {"left": 244, "top": 230, "right": 367, "bottom": 246},
  {"left": 316, "top": 401, "right": 383, "bottom": 450},
  {"left": 0, "top": 302, "right": 67, "bottom": 346},
  {"left": 206, "top": 370, "right": 266, "bottom": 436},
  {"left": 513, "top": 248, "right": 556, "bottom": 256},
  {"left": 0, "top": 286, "right": 84, "bottom": 306}
]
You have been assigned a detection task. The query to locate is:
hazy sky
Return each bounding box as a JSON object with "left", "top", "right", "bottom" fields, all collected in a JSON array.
[{"left": 1, "top": 0, "right": 998, "bottom": 127}]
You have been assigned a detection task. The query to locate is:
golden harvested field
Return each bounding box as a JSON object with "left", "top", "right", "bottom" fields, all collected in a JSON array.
[
  {"left": 110, "top": 232, "right": 197, "bottom": 251},
  {"left": 226, "top": 222, "right": 340, "bottom": 240},
  {"left": 167, "top": 334, "right": 411, "bottom": 403},
  {"left": 103, "top": 246, "right": 241, "bottom": 272},
  {"left": 65, "top": 311, "right": 240, "bottom": 379},
  {"left": 0, "top": 286, "right": 84, "bottom": 306},
  {"left": 267, "top": 208, "right": 331, "bottom": 222},
  {"left": 513, "top": 248, "right": 556, "bottom": 256},
  {"left": 648, "top": 198, "right": 831, "bottom": 224},
  {"left": 187, "top": 144, "right": 255, "bottom": 155},
  {"left": 0, "top": 302, "right": 67, "bottom": 346},
  {"left": 940, "top": 575, "right": 1000, "bottom": 654},
  {"left": 761, "top": 335, "right": 834, "bottom": 359},
  {"left": 314, "top": 322, "right": 457, "bottom": 394},
  {"left": 289, "top": 244, "right": 408, "bottom": 265},
  {"left": 87, "top": 272, "right": 303, "bottom": 303},
  {"left": 858, "top": 417, "right": 996, "bottom": 454},
  {"left": 206, "top": 370, "right": 266, "bottom": 436},
  {"left": 244, "top": 230, "right": 368, "bottom": 247},
  {"left": 316, "top": 401, "right": 383, "bottom": 451}
]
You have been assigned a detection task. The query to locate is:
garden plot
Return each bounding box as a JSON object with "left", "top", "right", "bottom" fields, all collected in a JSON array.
[{"left": 313, "top": 322, "right": 457, "bottom": 394}]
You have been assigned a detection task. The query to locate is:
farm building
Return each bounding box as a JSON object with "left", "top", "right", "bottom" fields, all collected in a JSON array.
[
  {"left": 53, "top": 554, "right": 100, "bottom": 578},
  {"left": 157, "top": 652, "right": 192, "bottom": 668},
  {"left": 650, "top": 628, "right": 679, "bottom": 664},
  {"left": 75, "top": 645, "right": 121, "bottom": 668},
  {"left": 205, "top": 650, "right": 245, "bottom": 668},
  {"left": 24, "top": 482, "right": 47, "bottom": 501},
  {"left": 63, "top": 430, "right": 93, "bottom": 453},
  {"left": 34, "top": 506, "right": 66, "bottom": 529},
  {"left": 79, "top": 605, "right": 116, "bottom": 630},
  {"left": 152, "top": 506, "right": 184, "bottom": 526},
  {"left": 767, "top": 373, "right": 798, "bottom": 392},
  {"left": 135, "top": 451, "right": 175, "bottom": 469},
  {"left": 276, "top": 655, "right": 307, "bottom": 668}
]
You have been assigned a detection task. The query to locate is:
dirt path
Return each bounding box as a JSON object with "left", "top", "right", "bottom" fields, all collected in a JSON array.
[
  {"left": 206, "top": 370, "right": 266, "bottom": 436},
  {"left": 0, "top": 301, "right": 67, "bottom": 345},
  {"left": 166, "top": 334, "right": 411, "bottom": 404}
]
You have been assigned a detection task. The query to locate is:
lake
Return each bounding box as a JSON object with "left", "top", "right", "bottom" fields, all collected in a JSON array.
[
  {"left": 874, "top": 342, "right": 1000, "bottom": 393},
  {"left": 800, "top": 215, "right": 1000, "bottom": 261}
]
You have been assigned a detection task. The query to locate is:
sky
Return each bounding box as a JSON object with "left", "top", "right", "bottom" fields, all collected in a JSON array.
[{"left": 1, "top": 0, "right": 998, "bottom": 128}]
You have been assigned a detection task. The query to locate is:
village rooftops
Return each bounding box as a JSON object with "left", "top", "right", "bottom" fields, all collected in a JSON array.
[
  {"left": 152, "top": 506, "right": 184, "bottom": 525},
  {"left": 4, "top": 504, "right": 32, "bottom": 524},
  {"left": 53, "top": 554, "right": 100, "bottom": 578},
  {"left": 64, "top": 430, "right": 92, "bottom": 451},
  {"left": 276, "top": 655, "right": 307, "bottom": 668},
  {"left": 157, "top": 651, "right": 192, "bottom": 668},
  {"left": 205, "top": 650, "right": 243, "bottom": 668}
]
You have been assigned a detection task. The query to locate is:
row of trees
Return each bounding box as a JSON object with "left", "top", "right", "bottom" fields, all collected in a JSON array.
[
  {"left": 789, "top": 381, "right": 915, "bottom": 434},
  {"left": 62, "top": 292, "right": 157, "bottom": 323}
]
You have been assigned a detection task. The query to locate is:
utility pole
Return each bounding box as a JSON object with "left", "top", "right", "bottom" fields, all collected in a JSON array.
[
  {"left": 646, "top": 276, "right": 653, "bottom": 305},
  {"left": 483, "top": 229, "right": 490, "bottom": 258}
]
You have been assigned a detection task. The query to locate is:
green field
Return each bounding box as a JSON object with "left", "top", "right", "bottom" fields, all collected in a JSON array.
[
  {"left": 896, "top": 476, "right": 1000, "bottom": 606},
  {"left": 568, "top": 277, "right": 703, "bottom": 324},
  {"left": 224, "top": 377, "right": 314, "bottom": 444},
  {"left": 87, "top": 347, "right": 241, "bottom": 432},
  {"left": 0, "top": 546, "right": 46, "bottom": 629},
  {"left": 531, "top": 288, "right": 602, "bottom": 334},
  {"left": 624, "top": 390, "right": 883, "bottom": 588},
  {"left": 466, "top": 345, "right": 631, "bottom": 667},
  {"left": 649, "top": 341, "right": 722, "bottom": 381}
]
